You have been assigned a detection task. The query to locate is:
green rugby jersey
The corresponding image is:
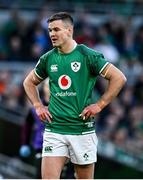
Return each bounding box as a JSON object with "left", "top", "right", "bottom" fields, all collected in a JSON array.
[{"left": 34, "top": 44, "right": 109, "bottom": 135}]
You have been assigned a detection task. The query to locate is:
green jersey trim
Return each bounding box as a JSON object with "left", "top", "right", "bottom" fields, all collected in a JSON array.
[
  {"left": 82, "top": 130, "right": 95, "bottom": 135},
  {"left": 99, "top": 62, "right": 109, "bottom": 74},
  {"left": 45, "top": 129, "right": 51, "bottom": 132},
  {"left": 34, "top": 69, "right": 44, "bottom": 79}
]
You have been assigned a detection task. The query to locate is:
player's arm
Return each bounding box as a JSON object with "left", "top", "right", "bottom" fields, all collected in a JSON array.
[
  {"left": 98, "top": 63, "right": 126, "bottom": 108},
  {"left": 23, "top": 70, "right": 42, "bottom": 105},
  {"left": 23, "top": 70, "right": 52, "bottom": 122},
  {"left": 81, "top": 64, "right": 126, "bottom": 119}
]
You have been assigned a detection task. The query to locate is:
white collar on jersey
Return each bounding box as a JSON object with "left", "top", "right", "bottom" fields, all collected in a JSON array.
[
  {"left": 58, "top": 40, "right": 77, "bottom": 54},
  {"left": 73, "top": 40, "right": 77, "bottom": 50}
]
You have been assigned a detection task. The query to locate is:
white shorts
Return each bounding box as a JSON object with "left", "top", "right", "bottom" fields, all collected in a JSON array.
[{"left": 42, "top": 131, "right": 98, "bottom": 165}]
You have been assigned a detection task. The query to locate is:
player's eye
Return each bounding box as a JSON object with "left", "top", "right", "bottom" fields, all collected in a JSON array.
[
  {"left": 54, "top": 27, "right": 61, "bottom": 32},
  {"left": 48, "top": 29, "right": 52, "bottom": 32}
]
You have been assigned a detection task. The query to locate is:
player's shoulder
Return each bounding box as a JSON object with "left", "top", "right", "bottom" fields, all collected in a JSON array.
[
  {"left": 40, "top": 48, "right": 56, "bottom": 60},
  {"left": 77, "top": 44, "right": 101, "bottom": 56}
]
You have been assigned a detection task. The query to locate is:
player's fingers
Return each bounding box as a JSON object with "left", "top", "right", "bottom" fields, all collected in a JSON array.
[
  {"left": 85, "top": 111, "right": 91, "bottom": 120},
  {"left": 79, "top": 113, "right": 82, "bottom": 117},
  {"left": 82, "top": 110, "right": 90, "bottom": 120},
  {"left": 39, "top": 113, "right": 52, "bottom": 123},
  {"left": 81, "top": 109, "right": 89, "bottom": 117},
  {"left": 39, "top": 113, "right": 46, "bottom": 121},
  {"left": 47, "top": 111, "right": 52, "bottom": 119},
  {"left": 46, "top": 106, "right": 53, "bottom": 118},
  {"left": 45, "top": 113, "right": 52, "bottom": 123}
]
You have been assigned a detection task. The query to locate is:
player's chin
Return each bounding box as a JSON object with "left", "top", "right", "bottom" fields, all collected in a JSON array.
[
  {"left": 52, "top": 42, "right": 59, "bottom": 47},
  {"left": 52, "top": 43, "right": 59, "bottom": 47}
]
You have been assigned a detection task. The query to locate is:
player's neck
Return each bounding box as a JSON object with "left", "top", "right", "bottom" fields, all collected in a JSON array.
[{"left": 58, "top": 40, "right": 77, "bottom": 54}]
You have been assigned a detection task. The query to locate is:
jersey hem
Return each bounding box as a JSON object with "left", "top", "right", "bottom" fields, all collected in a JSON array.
[{"left": 44, "top": 128, "right": 95, "bottom": 135}]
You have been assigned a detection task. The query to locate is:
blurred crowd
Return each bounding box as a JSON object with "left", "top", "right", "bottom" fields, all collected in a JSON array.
[{"left": 0, "top": 8, "right": 143, "bottom": 158}]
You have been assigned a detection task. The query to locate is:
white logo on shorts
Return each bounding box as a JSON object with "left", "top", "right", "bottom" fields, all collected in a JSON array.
[
  {"left": 83, "top": 153, "right": 89, "bottom": 161},
  {"left": 44, "top": 146, "right": 53, "bottom": 152}
]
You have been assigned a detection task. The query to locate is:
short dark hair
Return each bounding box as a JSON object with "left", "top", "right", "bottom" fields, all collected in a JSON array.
[{"left": 47, "top": 12, "right": 74, "bottom": 26}]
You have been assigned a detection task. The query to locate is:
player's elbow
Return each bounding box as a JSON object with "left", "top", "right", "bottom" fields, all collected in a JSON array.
[
  {"left": 23, "top": 77, "right": 29, "bottom": 90},
  {"left": 119, "top": 73, "right": 127, "bottom": 87},
  {"left": 121, "top": 73, "right": 127, "bottom": 85}
]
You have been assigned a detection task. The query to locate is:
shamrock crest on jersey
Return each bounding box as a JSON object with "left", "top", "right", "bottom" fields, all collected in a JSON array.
[{"left": 71, "top": 62, "right": 81, "bottom": 72}]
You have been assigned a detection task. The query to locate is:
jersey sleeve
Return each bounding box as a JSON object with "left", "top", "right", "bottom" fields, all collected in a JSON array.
[
  {"left": 88, "top": 53, "right": 109, "bottom": 76},
  {"left": 34, "top": 55, "right": 48, "bottom": 80}
]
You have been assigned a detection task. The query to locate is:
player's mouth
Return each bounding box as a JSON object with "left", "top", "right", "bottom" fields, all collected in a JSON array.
[{"left": 51, "top": 38, "right": 58, "bottom": 43}]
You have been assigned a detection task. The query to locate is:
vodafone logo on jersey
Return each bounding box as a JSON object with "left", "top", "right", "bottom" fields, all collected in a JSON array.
[{"left": 58, "top": 75, "right": 71, "bottom": 90}]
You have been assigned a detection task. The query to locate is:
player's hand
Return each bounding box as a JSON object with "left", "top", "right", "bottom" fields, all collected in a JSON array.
[
  {"left": 34, "top": 103, "right": 52, "bottom": 123},
  {"left": 79, "top": 103, "right": 102, "bottom": 120}
]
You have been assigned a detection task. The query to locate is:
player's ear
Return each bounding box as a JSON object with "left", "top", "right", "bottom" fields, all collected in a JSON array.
[{"left": 68, "top": 26, "right": 73, "bottom": 37}]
